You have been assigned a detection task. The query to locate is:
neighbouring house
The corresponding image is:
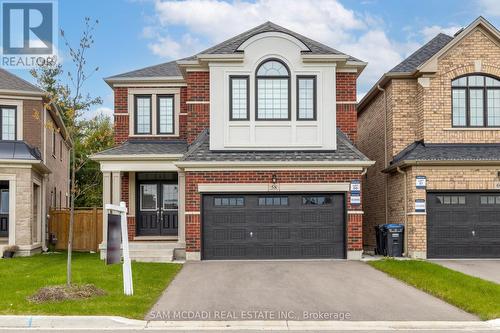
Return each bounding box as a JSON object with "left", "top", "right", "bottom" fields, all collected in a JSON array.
[
  {"left": 0, "top": 69, "right": 71, "bottom": 256},
  {"left": 357, "top": 17, "right": 500, "bottom": 259},
  {"left": 92, "top": 22, "right": 374, "bottom": 262}
]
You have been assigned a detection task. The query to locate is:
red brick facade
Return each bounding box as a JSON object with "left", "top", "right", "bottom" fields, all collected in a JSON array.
[
  {"left": 184, "top": 170, "right": 364, "bottom": 253},
  {"left": 113, "top": 86, "right": 189, "bottom": 144},
  {"left": 186, "top": 72, "right": 210, "bottom": 144},
  {"left": 335, "top": 72, "right": 357, "bottom": 142}
]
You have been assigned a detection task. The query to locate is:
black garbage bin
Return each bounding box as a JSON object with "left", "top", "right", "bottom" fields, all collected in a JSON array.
[
  {"left": 382, "top": 224, "right": 404, "bottom": 257},
  {"left": 374, "top": 225, "right": 386, "bottom": 255}
]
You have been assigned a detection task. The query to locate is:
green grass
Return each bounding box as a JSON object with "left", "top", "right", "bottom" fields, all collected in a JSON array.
[
  {"left": 0, "top": 252, "right": 182, "bottom": 319},
  {"left": 369, "top": 259, "right": 500, "bottom": 320}
]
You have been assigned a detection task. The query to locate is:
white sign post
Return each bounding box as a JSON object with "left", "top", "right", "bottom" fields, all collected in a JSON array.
[{"left": 105, "top": 202, "right": 133, "bottom": 296}]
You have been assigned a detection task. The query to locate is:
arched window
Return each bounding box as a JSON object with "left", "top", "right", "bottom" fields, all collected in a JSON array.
[
  {"left": 256, "top": 59, "right": 290, "bottom": 120},
  {"left": 452, "top": 74, "right": 500, "bottom": 127}
]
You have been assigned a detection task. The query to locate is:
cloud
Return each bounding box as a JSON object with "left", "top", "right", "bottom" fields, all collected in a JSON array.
[
  {"left": 478, "top": 0, "right": 500, "bottom": 17},
  {"left": 144, "top": 0, "right": 421, "bottom": 90},
  {"left": 85, "top": 106, "right": 114, "bottom": 120},
  {"left": 421, "top": 25, "right": 461, "bottom": 41}
]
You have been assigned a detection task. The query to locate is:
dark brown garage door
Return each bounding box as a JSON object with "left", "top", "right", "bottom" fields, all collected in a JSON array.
[
  {"left": 202, "top": 193, "right": 345, "bottom": 260},
  {"left": 427, "top": 192, "right": 500, "bottom": 258}
]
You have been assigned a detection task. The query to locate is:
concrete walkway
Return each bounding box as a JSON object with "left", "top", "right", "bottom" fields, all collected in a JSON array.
[
  {"left": 432, "top": 260, "right": 500, "bottom": 284},
  {"left": 148, "top": 261, "right": 477, "bottom": 321}
]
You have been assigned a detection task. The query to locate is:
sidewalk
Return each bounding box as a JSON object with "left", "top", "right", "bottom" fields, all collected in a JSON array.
[{"left": 1, "top": 316, "right": 499, "bottom": 331}]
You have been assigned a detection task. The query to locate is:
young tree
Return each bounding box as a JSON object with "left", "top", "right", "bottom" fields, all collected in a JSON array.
[{"left": 31, "top": 17, "right": 106, "bottom": 286}]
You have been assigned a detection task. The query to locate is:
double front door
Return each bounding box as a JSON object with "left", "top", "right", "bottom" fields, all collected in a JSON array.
[{"left": 137, "top": 182, "right": 178, "bottom": 236}]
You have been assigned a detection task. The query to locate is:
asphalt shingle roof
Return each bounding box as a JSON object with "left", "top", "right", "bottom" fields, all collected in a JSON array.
[
  {"left": 93, "top": 140, "right": 188, "bottom": 156},
  {"left": 181, "top": 129, "right": 370, "bottom": 162},
  {"left": 0, "top": 68, "right": 44, "bottom": 93},
  {"left": 389, "top": 141, "right": 500, "bottom": 167},
  {"left": 389, "top": 33, "right": 454, "bottom": 73},
  {"left": 107, "top": 21, "right": 362, "bottom": 80},
  {"left": 0, "top": 141, "right": 41, "bottom": 160}
]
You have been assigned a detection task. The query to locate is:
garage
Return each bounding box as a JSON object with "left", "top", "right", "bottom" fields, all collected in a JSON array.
[
  {"left": 427, "top": 192, "right": 500, "bottom": 258},
  {"left": 202, "top": 193, "right": 345, "bottom": 260}
]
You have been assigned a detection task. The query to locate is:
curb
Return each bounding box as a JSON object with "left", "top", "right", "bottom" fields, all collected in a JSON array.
[{"left": 0, "top": 316, "right": 499, "bottom": 331}]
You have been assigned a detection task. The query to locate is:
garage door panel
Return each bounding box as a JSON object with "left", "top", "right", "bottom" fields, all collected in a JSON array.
[
  {"left": 428, "top": 192, "right": 500, "bottom": 258},
  {"left": 203, "top": 193, "right": 345, "bottom": 260}
]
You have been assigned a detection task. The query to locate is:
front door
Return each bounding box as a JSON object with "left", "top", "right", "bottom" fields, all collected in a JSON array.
[{"left": 137, "top": 182, "right": 178, "bottom": 236}]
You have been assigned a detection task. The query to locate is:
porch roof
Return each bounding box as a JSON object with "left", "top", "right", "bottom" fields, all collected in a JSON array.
[
  {"left": 92, "top": 140, "right": 188, "bottom": 160},
  {"left": 0, "top": 141, "right": 41, "bottom": 160},
  {"left": 384, "top": 141, "right": 500, "bottom": 172}
]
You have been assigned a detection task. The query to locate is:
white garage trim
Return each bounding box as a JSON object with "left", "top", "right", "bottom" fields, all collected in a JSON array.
[{"left": 197, "top": 183, "right": 350, "bottom": 193}]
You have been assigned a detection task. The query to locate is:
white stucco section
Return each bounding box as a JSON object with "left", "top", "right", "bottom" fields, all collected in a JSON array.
[{"left": 210, "top": 33, "right": 337, "bottom": 150}]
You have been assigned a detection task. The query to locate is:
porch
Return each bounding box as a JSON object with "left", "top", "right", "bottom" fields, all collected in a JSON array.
[{"left": 100, "top": 169, "right": 186, "bottom": 262}]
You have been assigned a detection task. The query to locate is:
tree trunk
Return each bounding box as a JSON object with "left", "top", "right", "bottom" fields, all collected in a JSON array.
[{"left": 67, "top": 147, "right": 76, "bottom": 287}]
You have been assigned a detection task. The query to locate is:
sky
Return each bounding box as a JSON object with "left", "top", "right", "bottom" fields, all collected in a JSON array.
[{"left": 9, "top": 0, "right": 500, "bottom": 119}]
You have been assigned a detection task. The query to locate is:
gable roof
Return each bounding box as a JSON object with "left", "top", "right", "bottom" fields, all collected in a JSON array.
[
  {"left": 389, "top": 33, "right": 453, "bottom": 73},
  {"left": 106, "top": 21, "right": 363, "bottom": 82},
  {"left": 0, "top": 68, "right": 45, "bottom": 94},
  {"left": 358, "top": 16, "right": 499, "bottom": 113},
  {"left": 384, "top": 141, "right": 500, "bottom": 172},
  {"left": 198, "top": 21, "right": 360, "bottom": 60}
]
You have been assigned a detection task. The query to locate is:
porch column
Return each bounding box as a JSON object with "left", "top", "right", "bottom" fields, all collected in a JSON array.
[
  {"left": 178, "top": 171, "right": 186, "bottom": 245},
  {"left": 112, "top": 172, "right": 121, "bottom": 205},
  {"left": 101, "top": 171, "right": 111, "bottom": 259}
]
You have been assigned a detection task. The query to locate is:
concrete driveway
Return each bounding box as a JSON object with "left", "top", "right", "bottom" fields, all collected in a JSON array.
[
  {"left": 432, "top": 260, "right": 500, "bottom": 284},
  {"left": 147, "top": 261, "right": 476, "bottom": 321}
]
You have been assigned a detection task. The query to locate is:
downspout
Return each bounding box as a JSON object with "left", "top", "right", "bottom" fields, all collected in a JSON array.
[
  {"left": 396, "top": 166, "right": 408, "bottom": 257},
  {"left": 377, "top": 85, "right": 388, "bottom": 225}
]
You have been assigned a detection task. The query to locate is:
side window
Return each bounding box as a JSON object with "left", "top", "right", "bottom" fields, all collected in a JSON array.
[
  {"left": 134, "top": 95, "right": 152, "bottom": 134},
  {"left": 59, "top": 140, "right": 63, "bottom": 161},
  {"left": 52, "top": 129, "right": 56, "bottom": 157},
  {"left": 297, "top": 76, "right": 316, "bottom": 120},
  {"left": 0, "top": 106, "right": 16, "bottom": 140},
  {"left": 157, "top": 95, "right": 174, "bottom": 134},
  {"left": 230, "top": 76, "right": 249, "bottom": 120}
]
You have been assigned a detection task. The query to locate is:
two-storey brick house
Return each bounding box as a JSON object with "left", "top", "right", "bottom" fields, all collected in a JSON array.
[
  {"left": 93, "top": 22, "right": 373, "bottom": 261},
  {"left": 358, "top": 17, "right": 500, "bottom": 259},
  {"left": 0, "top": 69, "right": 71, "bottom": 256}
]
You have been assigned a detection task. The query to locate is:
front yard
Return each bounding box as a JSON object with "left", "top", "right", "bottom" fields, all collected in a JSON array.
[
  {"left": 369, "top": 259, "right": 500, "bottom": 320},
  {"left": 0, "top": 252, "right": 181, "bottom": 319}
]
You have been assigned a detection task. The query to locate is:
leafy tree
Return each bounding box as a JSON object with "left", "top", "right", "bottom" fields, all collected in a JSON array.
[{"left": 31, "top": 17, "right": 113, "bottom": 286}]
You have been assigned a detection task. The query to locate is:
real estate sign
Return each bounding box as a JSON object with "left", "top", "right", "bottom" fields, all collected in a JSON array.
[{"left": 106, "top": 213, "right": 121, "bottom": 265}]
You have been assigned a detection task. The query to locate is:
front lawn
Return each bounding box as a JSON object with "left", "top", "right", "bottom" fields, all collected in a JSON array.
[
  {"left": 0, "top": 252, "right": 182, "bottom": 319},
  {"left": 369, "top": 259, "right": 500, "bottom": 320}
]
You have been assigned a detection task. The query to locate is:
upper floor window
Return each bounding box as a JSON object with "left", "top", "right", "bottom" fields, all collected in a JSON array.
[
  {"left": 297, "top": 76, "right": 316, "bottom": 120},
  {"left": 52, "top": 129, "right": 56, "bottom": 157},
  {"left": 157, "top": 95, "right": 174, "bottom": 134},
  {"left": 0, "top": 106, "right": 16, "bottom": 140},
  {"left": 134, "top": 95, "right": 152, "bottom": 134},
  {"left": 256, "top": 59, "right": 290, "bottom": 120},
  {"left": 230, "top": 76, "right": 249, "bottom": 120},
  {"left": 452, "top": 74, "right": 500, "bottom": 127}
]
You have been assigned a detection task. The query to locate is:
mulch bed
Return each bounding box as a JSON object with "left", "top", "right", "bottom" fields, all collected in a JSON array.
[{"left": 27, "top": 284, "right": 106, "bottom": 303}]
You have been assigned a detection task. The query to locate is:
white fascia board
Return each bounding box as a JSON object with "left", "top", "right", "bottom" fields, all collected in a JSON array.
[
  {"left": 198, "top": 182, "right": 350, "bottom": 193},
  {"left": 99, "top": 160, "right": 179, "bottom": 172},
  {"left": 196, "top": 54, "right": 244, "bottom": 62},
  {"left": 91, "top": 154, "right": 184, "bottom": 161},
  {"left": 0, "top": 89, "right": 45, "bottom": 97},
  {"left": 175, "top": 160, "right": 375, "bottom": 169}
]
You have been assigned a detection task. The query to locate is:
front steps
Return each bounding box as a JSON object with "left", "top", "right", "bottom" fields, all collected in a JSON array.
[{"left": 128, "top": 241, "right": 181, "bottom": 263}]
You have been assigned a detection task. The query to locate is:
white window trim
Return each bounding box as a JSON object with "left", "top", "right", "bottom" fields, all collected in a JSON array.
[
  {"left": 0, "top": 99, "right": 23, "bottom": 140},
  {"left": 128, "top": 88, "right": 181, "bottom": 137}
]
